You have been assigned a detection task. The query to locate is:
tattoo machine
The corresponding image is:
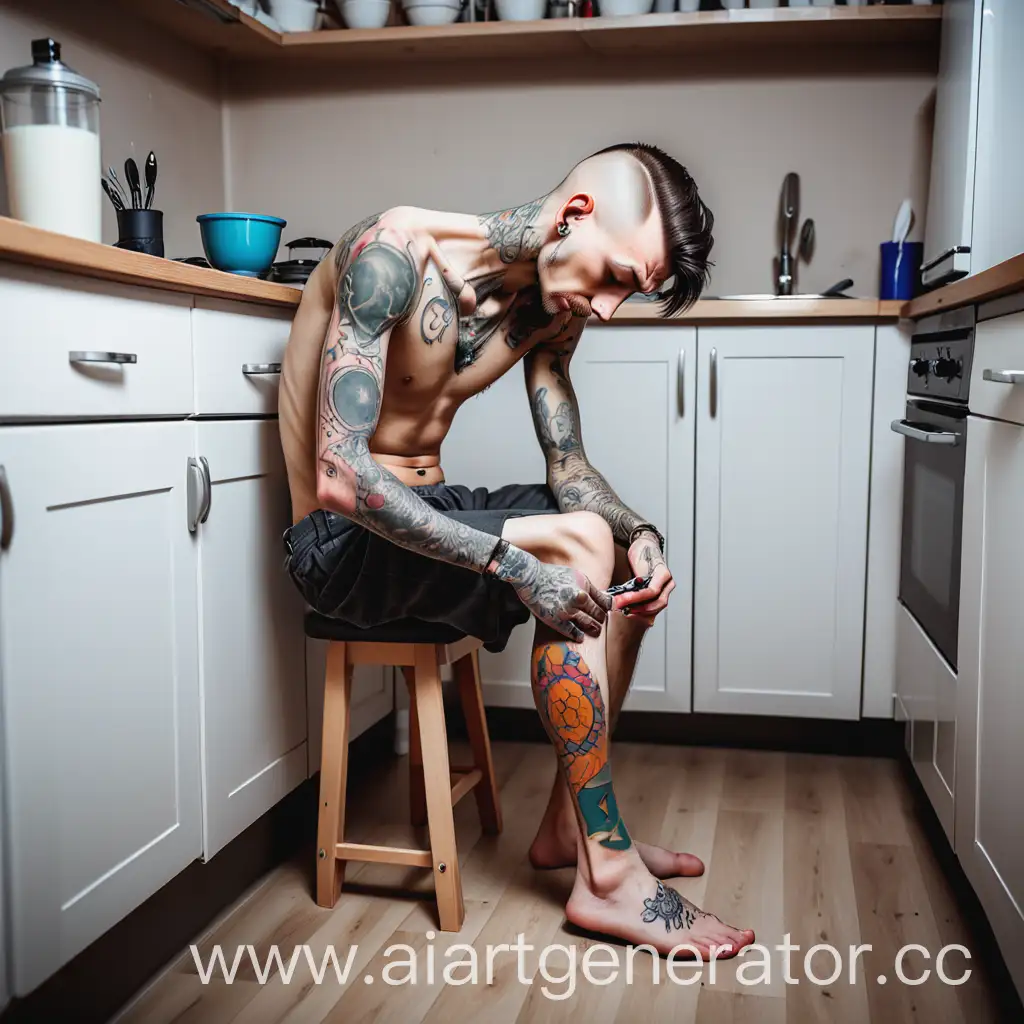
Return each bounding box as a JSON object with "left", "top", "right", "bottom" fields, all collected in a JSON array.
[{"left": 606, "top": 574, "right": 653, "bottom": 597}]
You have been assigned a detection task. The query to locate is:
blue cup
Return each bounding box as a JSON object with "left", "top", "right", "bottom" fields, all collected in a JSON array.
[{"left": 879, "top": 240, "right": 923, "bottom": 300}]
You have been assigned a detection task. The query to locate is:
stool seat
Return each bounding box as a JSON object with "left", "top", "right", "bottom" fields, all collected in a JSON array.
[{"left": 304, "top": 612, "right": 468, "bottom": 645}]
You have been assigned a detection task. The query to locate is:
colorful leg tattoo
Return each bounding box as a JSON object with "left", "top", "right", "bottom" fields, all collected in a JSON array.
[{"left": 533, "top": 643, "right": 631, "bottom": 851}]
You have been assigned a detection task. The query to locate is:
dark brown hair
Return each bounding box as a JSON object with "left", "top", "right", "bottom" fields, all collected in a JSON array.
[{"left": 595, "top": 142, "right": 715, "bottom": 316}]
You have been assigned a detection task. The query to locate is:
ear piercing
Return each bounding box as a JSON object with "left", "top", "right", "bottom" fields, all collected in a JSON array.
[{"left": 557, "top": 222, "right": 571, "bottom": 238}]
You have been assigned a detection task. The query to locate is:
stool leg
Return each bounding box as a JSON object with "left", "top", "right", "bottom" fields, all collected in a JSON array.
[
  {"left": 454, "top": 649, "right": 502, "bottom": 835},
  {"left": 402, "top": 666, "right": 428, "bottom": 828},
  {"left": 412, "top": 644, "right": 465, "bottom": 932},
  {"left": 316, "top": 642, "right": 352, "bottom": 908}
]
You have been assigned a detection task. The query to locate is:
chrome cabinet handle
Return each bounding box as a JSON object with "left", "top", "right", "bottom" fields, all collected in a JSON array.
[
  {"left": 709, "top": 347, "right": 718, "bottom": 419},
  {"left": 982, "top": 369, "right": 1024, "bottom": 385},
  {"left": 242, "top": 363, "right": 282, "bottom": 375},
  {"left": 0, "top": 465, "right": 12, "bottom": 551},
  {"left": 186, "top": 456, "right": 213, "bottom": 533},
  {"left": 69, "top": 351, "right": 137, "bottom": 365},
  {"left": 676, "top": 347, "right": 685, "bottom": 417},
  {"left": 890, "top": 419, "right": 960, "bottom": 446}
]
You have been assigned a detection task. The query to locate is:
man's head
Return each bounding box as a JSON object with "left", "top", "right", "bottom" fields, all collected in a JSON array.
[{"left": 536, "top": 142, "right": 714, "bottom": 321}]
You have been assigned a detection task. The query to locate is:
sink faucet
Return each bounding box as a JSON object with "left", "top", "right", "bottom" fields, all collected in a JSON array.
[{"left": 776, "top": 172, "right": 798, "bottom": 296}]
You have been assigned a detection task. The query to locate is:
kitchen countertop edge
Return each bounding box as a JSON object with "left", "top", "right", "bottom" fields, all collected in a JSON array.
[{"left": 7, "top": 216, "right": 1020, "bottom": 324}]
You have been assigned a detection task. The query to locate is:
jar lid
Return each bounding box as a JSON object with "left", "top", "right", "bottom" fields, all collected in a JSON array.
[{"left": 1, "top": 39, "right": 100, "bottom": 99}]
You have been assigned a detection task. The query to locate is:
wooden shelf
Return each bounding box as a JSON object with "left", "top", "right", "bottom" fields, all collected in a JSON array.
[{"left": 125, "top": 1, "right": 941, "bottom": 65}]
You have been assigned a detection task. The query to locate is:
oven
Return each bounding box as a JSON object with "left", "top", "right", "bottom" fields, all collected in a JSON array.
[{"left": 892, "top": 307, "right": 975, "bottom": 672}]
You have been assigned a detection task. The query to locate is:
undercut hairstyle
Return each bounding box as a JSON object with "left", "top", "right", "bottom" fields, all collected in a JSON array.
[{"left": 594, "top": 142, "right": 715, "bottom": 317}]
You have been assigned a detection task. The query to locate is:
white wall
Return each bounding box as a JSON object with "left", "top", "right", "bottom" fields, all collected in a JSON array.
[{"left": 223, "top": 57, "right": 935, "bottom": 297}]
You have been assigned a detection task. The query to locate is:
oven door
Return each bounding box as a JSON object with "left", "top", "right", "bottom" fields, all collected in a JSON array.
[{"left": 892, "top": 400, "right": 967, "bottom": 670}]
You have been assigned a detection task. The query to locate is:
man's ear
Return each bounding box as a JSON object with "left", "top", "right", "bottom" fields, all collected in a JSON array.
[{"left": 557, "top": 192, "right": 596, "bottom": 232}]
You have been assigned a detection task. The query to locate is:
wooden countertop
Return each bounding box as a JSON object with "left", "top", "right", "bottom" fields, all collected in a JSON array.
[
  {"left": 0, "top": 218, "right": 907, "bottom": 325},
  {"left": 903, "top": 252, "right": 1024, "bottom": 319}
]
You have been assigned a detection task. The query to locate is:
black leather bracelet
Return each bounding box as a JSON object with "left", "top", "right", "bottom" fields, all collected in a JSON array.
[
  {"left": 629, "top": 523, "right": 665, "bottom": 554},
  {"left": 484, "top": 537, "right": 510, "bottom": 576}
]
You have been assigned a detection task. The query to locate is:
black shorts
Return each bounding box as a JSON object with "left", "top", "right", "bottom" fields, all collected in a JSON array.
[{"left": 282, "top": 482, "right": 559, "bottom": 653}]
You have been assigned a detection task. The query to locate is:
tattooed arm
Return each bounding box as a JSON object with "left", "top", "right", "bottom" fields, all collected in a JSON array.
[
  {"left": 316, "top": 221, "right": 610, "bottom": 642},
  {"left": 524, "top": 335, "right": 675, "bottom": 621}
]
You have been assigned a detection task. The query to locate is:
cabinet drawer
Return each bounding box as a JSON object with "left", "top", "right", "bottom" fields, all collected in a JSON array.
[
  {"left": 971, "top": 310, "right": 1024, "bottom": 427},
  {"left": 0, "top": 267, "right": 193, "bottom": 420},
  {"left": 192, "top": 300, "right": 294, "bottom": 416}
]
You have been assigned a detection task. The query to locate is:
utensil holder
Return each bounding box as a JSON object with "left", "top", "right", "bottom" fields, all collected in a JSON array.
[
  {"left": 879, "top": 240, "right": 923, "bottom": 301},
  {"left": 114, "top": 209, "right": 164, "bottom": 258}
]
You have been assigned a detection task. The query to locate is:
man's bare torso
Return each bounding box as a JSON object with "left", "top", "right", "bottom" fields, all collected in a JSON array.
[{"left": 279, "top": 207, "right": 573, "bottom": 523}]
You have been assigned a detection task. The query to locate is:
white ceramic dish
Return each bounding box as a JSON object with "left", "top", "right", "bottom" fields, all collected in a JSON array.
[
  {"left": 599, "top": 0, "right": 654, "bottom": 15},
  {"left": 495, "top": 0, "right": 546, "bottom": 20},
  {"left": 403, "top": 2, "right": 461, "bottom": 25},
  {"left": 340, "top": 0, "right": 392, "bottom": 28},
  {"left": 267, "top": 0, "right": 319, "bottom": 31}
]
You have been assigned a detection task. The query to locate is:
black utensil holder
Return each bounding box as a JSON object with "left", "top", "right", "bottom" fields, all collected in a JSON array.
[{"left": 114, "top": 209, "right": 164, "bottom": 258}]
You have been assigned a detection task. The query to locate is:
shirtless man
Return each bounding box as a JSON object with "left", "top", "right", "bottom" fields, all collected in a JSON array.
[{"left": 279, "top": 142, "right": 755, "bottom": 958}]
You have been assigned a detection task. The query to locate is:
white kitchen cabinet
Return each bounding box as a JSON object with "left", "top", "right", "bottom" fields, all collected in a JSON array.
[
  {"left": 442, "top": 326, "right": 697, "bottom": 712},
  {"left": 969, "top": 0, "right": 1024, "bottom": 277},
  {"left": 956, "top": 413, "right": 1024, "bottom": 998},
  {"left": 0, "top": 421, "right": 202, "bottom": 995},
  {"left": 693, "top": 326, "right": 874, "bottom": 719},
  {"left": 192, "top": 419, "right": 308, "bottom": 859}
]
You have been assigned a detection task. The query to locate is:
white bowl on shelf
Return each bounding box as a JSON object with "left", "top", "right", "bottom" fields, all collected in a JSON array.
[
  {"left": 340, "top": 0, "right": 392, "bottom": 27},
  {"left": 266, "top": 0, "right": 319, "bottom": 31},
  {"left": 495, "top": 0, "right": 546, "bottom": 20},
  {"left": 402, "top": 0, "right": 461, "bottom": 25},
  {"left": 598, "top": 0, "right": 653, "bottom": 14}
]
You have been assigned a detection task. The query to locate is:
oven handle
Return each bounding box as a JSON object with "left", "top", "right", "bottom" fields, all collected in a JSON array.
[
  {"left": 982, "top": 369, "right": 1024, "bottom": 385},
  {"left": 890, "top": 419, "right": 960, "bottom": 446}
]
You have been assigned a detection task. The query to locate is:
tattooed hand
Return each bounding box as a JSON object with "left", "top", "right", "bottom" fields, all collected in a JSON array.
[
  {"left": 614, "top": 533, "right": 674, "bottom": 627},
  {"left": 489, "top": 545, "right": 612, "bottom": 642}
]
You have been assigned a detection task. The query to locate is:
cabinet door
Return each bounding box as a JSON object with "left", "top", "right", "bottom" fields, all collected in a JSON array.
[
  {"left": 693, "top": 327, "right": 873, "bottom": 719},
  {"left": 0, "top": 422, "right": 201, "bottom": 995},
  {"left": 193, "top": 420, "right": 308, "bottom": 859},
  {"left": 956, "top": 415, "right": 1024, "bottom": 997},
  {"left": 970, "top": 0, "right": 1024, "bottom": 276},
  {"left": 442, "top": 327, "right": 696, "bottom": 712}
]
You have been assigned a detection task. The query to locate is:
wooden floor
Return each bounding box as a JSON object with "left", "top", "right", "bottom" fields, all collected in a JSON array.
[{"left": 117, "top": 743, "right": 1007, "bottom": 1024}]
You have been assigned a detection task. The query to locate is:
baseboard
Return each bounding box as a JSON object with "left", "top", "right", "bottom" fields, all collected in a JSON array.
[
  {"left": 0, "top": 712, "right": 396, "bottom": 1024},
  {"left": 476, "top": 706, "right": 904, "bottom": 757},
  {"left": 898, "top": 758, "right": 1024, "bottom": 1021}
]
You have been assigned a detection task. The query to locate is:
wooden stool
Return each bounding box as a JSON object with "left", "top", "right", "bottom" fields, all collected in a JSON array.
[{"left": 306, "top": 612, "right": 503, "bottom": 932}]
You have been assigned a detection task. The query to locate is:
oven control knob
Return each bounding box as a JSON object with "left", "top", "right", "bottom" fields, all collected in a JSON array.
[
  {"left": 935, "top": 357, "right": 962, "bottom": 381},
  {"left": 911, "top": 357, "right": 933, "bottom": 378}
]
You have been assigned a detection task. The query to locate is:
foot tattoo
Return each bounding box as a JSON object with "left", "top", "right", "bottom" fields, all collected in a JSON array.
[{"left": 641, "top": 882, "right": 700, "bottom": 933}]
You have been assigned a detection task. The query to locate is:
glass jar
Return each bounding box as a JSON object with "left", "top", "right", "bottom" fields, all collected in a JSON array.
[{"left": 1, "top": 38, "right": 102, "bottom": 242}]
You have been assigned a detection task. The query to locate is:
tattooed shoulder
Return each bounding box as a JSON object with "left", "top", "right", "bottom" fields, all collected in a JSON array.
[
  {"left": 337, "top": 237, "right": 419, "bottom": 345},
  {"left": 333, "top": 211, "right": 382, "bottom": 271}
]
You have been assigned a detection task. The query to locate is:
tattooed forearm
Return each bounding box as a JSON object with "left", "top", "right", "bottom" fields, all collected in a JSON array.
[
  {"left": 478, "top": 196, "right": 547, "bottom": 263},
  {"left": 533, "top": 643, "right": 631, "bottom": 850},
  {"left": 528, "top": 346, "right": 657, "bottom": 548}
]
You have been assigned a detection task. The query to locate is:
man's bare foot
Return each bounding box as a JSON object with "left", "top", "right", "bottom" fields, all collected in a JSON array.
[
  {"left": 565, "top": 865, "right": 755, "bottom": 960},
  {"left": 529, "top": 797, "right": 704, "bottom": 878}
]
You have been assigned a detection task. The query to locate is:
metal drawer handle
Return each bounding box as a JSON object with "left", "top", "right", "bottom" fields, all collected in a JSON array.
[
  {"left": 982, "top": 369, "right": 1024, "bottom": 385},
  {"left": 0, "top": 465, "right": 13, "bottom": 551},
  {"left": 890, "top": 419, "right": 960, "bottom": 446},
  {"left": 186, "top": 456, "right": 213, "bottom": 533},
  {"left": 709, "top": 347, "right": 718, "bottom": 419},
  {"left": 69, "top": 351, "right": 137, "bottom": 365},
  {"left": 676, "top": 347, "right": 685, "bottom": 417},
  {"left": 242, "top": 363, "right": 282, "bottom": 375}
]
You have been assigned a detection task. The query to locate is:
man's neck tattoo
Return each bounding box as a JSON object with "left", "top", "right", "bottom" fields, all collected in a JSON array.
[{"left": 478, "top": 196, "right": 547, "bottom": 264}]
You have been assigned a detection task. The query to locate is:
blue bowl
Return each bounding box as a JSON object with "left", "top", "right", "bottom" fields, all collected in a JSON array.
[{"left": 196, "top": 212, "right": 286, "bottom": 277}]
